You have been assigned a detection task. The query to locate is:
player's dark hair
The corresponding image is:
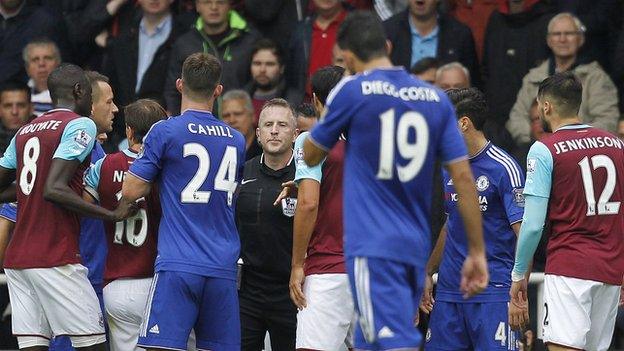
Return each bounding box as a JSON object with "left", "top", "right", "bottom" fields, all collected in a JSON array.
[
  {"left": 124, "top": 99, "right": 167, "bottom": 142},
  {"left": 311, "top": 65, "right": 345, "bottom": 106},
  {"left": 182, "top": 53, "right": 222, "bottom": 101},
  {"left": 85, "top": 71, "right": 110, "bottom": 103},
  {"left": 0, "top": 81, "right": 31, "bottom": 102},
  {"left": 295, "top": 103, "right": 317, "bottom": 119},
  {"left": 410, "top": 57, "right": 439, "bottom": 75},
  {"left": 446, "top": 88, "right": 488, "bottom": 131},
  {"left": 251, "top": 38, "right": 283, "bottom": 66},
  {"left": 537, "top": 72, "right": 582, "bottom": 118},
  {"left": 47, "top": 63, "right": 90, "bottom": 105},
  {"left": 337, "top": 11, "right": 387, "bottom": 62}
]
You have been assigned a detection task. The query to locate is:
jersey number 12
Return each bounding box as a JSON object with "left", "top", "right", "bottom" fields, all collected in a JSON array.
[{"left": 578, "top": 155, "right": 621, "bottom": 216}]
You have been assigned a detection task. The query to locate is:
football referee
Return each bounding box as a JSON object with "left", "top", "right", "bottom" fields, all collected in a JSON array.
[{"left": 236, "top": 98, "right": 298, "bottom": 350}]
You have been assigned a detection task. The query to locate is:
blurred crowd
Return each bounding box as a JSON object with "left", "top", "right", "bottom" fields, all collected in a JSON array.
[{"left": 1, "top": 0, "right": 624, "bottom": 162}]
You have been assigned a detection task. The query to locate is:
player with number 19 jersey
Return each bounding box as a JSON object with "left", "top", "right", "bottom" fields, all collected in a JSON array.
[
  {"left": 129, "top": 109, "right": 245, "bottom": 351},
  {"left": 309, "top": 68, "right": 468, "bottom": 349}
]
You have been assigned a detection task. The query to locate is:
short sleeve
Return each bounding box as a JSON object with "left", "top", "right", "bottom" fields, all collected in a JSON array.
[
  {"left": 0, "top": 202, "right": 17, "bottom": 223},
  {"left": 492, "top": 149, "right": 525, "bottom": 225},
  {"left": 523, "top": 141, "right": 553, "bottom": 198},
  {"left": 309, "top": 76, "right": 357, "bottom": 151},
  {"left": 294, "top": 132, "right": 325, "bottom": 183},
  {"left": 53, "top": 117, "right": 97, "bottom": 162},
  {"left": 128, "top": 120, "right": 167, "bottom": 183},
  {"left": 0, "top": 136, "right": 17, "bottom": 169},
  {"left": 437, "top": 98, "right": 468, "bottom": 164},
  {"left": 84, "top": 156, "right": 106, "bottom": 200}
]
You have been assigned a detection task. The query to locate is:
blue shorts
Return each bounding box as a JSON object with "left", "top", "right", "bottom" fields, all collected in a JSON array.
[
  {"left": 49, "top": 283, "right": 106, "bottom": 351},
  {"left": 426, "top": 301, "right": 519, "bottom": 350},
  {"left": 346, "top": 257, "right": 424, "bottom": 350},
  {"left": 137, "top": 271, "right": 240, "bottom": 351}
]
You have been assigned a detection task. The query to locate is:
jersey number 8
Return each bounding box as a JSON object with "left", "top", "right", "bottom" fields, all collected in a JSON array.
[{"left": 19, "top": 137, "right": 41, "bottom": 196}]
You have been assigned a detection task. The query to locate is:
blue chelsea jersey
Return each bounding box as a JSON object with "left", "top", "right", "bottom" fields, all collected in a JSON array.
[
  {"left": 438, "top": 142, "right": 525, "bottom": 302},
  {"left": 129, "top": 109, "right": 246, "bottom": 280},
  {"left": 309, "top": 67, "right": 468, "bottom": 267}
]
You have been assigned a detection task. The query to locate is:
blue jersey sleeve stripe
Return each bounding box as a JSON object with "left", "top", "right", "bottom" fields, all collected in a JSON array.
[
  {"left": 486, "top": 149, "right": 521, "bottom": 188},
  {"left": 84, "top": 186, "right": 99, "bottom": 201},
  {"left": 510, "top": 218, "right": 523, "bottom": 225},
  {"left": 490, "top": 146, "right": 523, "bottom": 186},
  {"left": 442, "top": 155, "right": 468, "bottom": 166},
  {"left": 0, "top": 214, "right": 15, "bottom": 223},
  {"left": 127, "top": 170, "right": 153, "bottom": 184}
]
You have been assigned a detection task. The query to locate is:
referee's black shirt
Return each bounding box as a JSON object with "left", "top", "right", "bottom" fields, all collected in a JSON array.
[{"left": 236, "top": 153, "right": 296, "bottom": 303}]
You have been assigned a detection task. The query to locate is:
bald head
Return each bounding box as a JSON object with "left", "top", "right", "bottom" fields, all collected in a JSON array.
[{"left": 48, "top": 64, "right": 92, "bottom": 116}]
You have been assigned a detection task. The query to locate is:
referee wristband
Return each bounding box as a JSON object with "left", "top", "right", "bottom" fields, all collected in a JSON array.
[{"left": 511, "top": 271, "right": 526, "bottom": 282}]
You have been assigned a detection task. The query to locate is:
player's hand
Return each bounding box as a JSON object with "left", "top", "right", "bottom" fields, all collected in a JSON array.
[
  {"left": 111, "top": 199, "right": 139, "bottom": 221},
  {"left": 289, "top": 265, "right": 306, "bottom": 310},
  {"left": 419, "top": 274, "right": 435, "bottom": 314},
  {"left": 460, "top": 251, "right": 488, "bottom": 298},
  {"left": 273, "top": 181, "right": 296, "bottom": 206},
  {"left": 509, "top": 279, "right": 530, "bottom": 331}
]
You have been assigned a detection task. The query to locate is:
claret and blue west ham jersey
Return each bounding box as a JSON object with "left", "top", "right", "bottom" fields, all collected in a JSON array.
[
  {"left": 438, "top": 142, "right": 525, "bottom": 303},
  {"left": 129, "top": 109, "right": 246, "bottom": 280},
  {"left": 309, "top": 68, "right": 468, "bottom": 268}
]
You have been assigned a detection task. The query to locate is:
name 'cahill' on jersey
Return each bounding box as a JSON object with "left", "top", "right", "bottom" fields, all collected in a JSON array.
[
  {"left": 129, "top": 110, "right": 246, "bottom": 280},
  {"left": 309, "top": 68, "right": 468, "bottom": 267}
]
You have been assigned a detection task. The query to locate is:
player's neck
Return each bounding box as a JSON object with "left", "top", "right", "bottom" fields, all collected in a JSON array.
[
  {"left": 465, "top": 132, "right": 488, "bottom": 157},
  {"left": 263, "top": 149, "right": 293, "bottom": 171},
  {"left": 181, "top": 97, "right": 214, "bottom": 114},
  {"left": 551, "top": 116, "right": 583, "bottom": 131},
  {"left": 359, "top": 57, "right": 394, "bottom": 72}
]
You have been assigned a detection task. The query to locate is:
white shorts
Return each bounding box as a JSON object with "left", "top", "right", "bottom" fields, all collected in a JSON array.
[
  {"left": 296, "top": 273, "right": 355, "bottom": 350},
  {"left": 104, "top": 277, "right": 152, "bottom": 351},
  {"left": 542, "top": 274, "right": 620, "bottom": 351},
  {"left": 5, "top": 264, "right": 106, "bottom": 349}
]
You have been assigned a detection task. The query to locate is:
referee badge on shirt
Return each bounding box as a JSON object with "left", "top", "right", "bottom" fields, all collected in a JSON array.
[{"left": 281, "top": 197, "right": 297, "bottom": 217}]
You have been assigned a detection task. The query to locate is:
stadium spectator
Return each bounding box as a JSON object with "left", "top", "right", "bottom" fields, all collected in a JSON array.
[
  {"left": 295, "top": 102, "right": 317, "bottom": 132},
  {"left": 410, "top": 56, "right": 439, "bottom": 84},
  {"left": 237, "top": 98, "right": 298, "bottom": 351},
  {"left": 434, "top": 61, "right": 470, "bottom": 90},
  {"left": 507, "top": 13, "right": 619, "bottom": 147},
  {"left": 104, "top": 0, "right": 187, "bottom": 145},
  {"left": 23, "top": 38, "right": 60, "bottom": 116},
  {"left": 383, "top": 0, "right": 480, "bottom": 88},
  {"left": 243, "top": 0, "right": 309, "bottom": 52},
  {"left": 482, "top": 0, "right": 553, "bottom": 142},
  {"left": 447, "top": 0, "right": 498, "bottom": 63},
  {"left": 245, "top": 39, "right": 299, "bottom": 124},
  {"left": 164, "top": 0, "right": 260, "bottom": 114},
  {"left": 331, "top": 43, "right": 346, "bottom": 69},
  {"left": 221, "top": 90, "right": 262, "bottom": 160},
  {"left": 0, "top": 82, "right": 33, "bottom": 153},
  {"left": 286, "top": 0, "right": 349, "bottom": 103},
  {"left": 0, "top": 0, "right": 64, "bottom": 85}
]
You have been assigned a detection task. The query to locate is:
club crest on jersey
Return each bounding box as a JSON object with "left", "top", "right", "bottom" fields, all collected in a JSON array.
[
  {"left": 475, "top": 175, "right": 489, "bottom": 191},
  {"left": 74, "top": 129, "right": 92, "bottom": 148},
  {"left": 281, "top": 197, "right": 297, "bottom": 217},
  {"left": 527, "top": 158, "right": 536, "bottom": 173},
  {"left": 513, "top": 188, "right": 525, "bottom": 207}
]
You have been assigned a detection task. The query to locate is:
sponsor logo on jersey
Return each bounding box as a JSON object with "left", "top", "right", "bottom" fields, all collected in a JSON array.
[
  {"left": 295, "top": 147, "right": 305, "bottom": 166},
  {"left": 74, "top": 129, "right": 92, "bottom": 148},
  {"left": 281, "top": 197, "right": 297, "bottom": 217},
  {"left": 476, "top": 175, "right": 490, "bottom": 191},
  {"left": 513, "top": 188, "right": 525, "bottom": 207},
  {"left": 241, "top": 178, "right": 257, "bottom": 185},
  {"left": 527, "top": 158, "right": 536, "bottom": 173},
  {"left": 378, "top": 326, "right": 395, "bottom": 338},
  {"left": 149, "top": 324, "right": 160, "bottom": 334}
]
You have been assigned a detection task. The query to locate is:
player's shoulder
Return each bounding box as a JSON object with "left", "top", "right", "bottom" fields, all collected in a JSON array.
[
  {"left": 325, "top": 74, "right": 361, "bottom": 105},
  {"left": 483, "top": 144, "right": 523, "bottom": 185}
]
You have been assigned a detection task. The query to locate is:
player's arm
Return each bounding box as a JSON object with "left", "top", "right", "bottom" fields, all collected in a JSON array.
[
  {"left": 120, "top": 173, "right": 151, "bottom": 204},
  {"left": 44, "top": 118, "right": 132, "bottom": 221},
  {"left": 0, "top": 136, "right": 18, "bottom": 203},
  {"left": 303, "top": 137, "right": 328, "bottom": 167},
  {"left": 420, "top": 222, "right": 447, "bottom": 314},
  {"left": 290, "top": 178, "right": 320, "bottom": 309},
  {"left": 83, "top": 156, "right": 105, "bottom": 204},
  {"left": 0, "top": 203, "right": 16, "bottom": 266},
  {"left": 445, "top": 159, "right": 488, "bottom": 298}
]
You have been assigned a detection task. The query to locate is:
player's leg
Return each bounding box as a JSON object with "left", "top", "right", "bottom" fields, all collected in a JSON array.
[
  {"left": 295, "top": 273, "right": 355, "bottom": 351},
  {"left": 5, "top": 268, "right": 53, "bottom": 350},
  {"left": 425, "top": 301, "right": 470, "bottom": 350},
  {"left": 194, "top": 276, "right": 240, "bottom": 351},
  {"left": 27, "top": 264, "right": 105, "bottom": 349},
  {"left": 346, "top": 257, "right": 423, "bottom": 350},
  {"left": 265, "top": 296, "right": 296, "bottom": 351},
  {"left": 103, "top": 277, "right": 152, "bottom": 351},
  {"left": 584, "top": 283, "right": 620, "bottom": 351},
  {"left": 239, "top": 293, "right": 268, "bottom": 351},
  {"left": 49, "top": 336, "right": 74, "bottom": 351},
  {"left": 465, "top": 302, "right": 519, "bottom": 351},
  {"left": 542, "top": 275, "right": 594, "bottom": 350},
  {"left": 137, "top": 271, "right": 200, "bottom": 351}
]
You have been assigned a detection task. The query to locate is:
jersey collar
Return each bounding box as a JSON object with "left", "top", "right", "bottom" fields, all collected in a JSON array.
[
  {"left": 123, "top": 148, "right": 138, "bottom": 159},
  {"left": 555, "top": 123, "right": 590, "bottom": 132},
  {"left": 469, "top": 140, "right": 491, "bottom": 160}
]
